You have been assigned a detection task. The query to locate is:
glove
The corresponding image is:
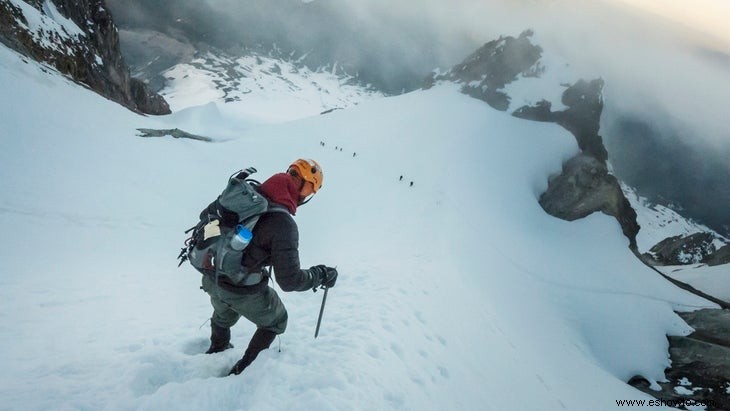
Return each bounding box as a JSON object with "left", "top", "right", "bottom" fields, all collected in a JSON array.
[{"left": 310, "top": 265, "right": 338, "bottom": 289}]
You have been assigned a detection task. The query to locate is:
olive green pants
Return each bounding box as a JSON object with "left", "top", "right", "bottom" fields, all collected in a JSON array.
[{"left": 201, "top": 275, "right": 288, "bottom": 335}]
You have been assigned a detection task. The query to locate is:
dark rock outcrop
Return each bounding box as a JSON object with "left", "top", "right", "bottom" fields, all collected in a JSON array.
[
  {"left": 515, "top": 79, "right": 608, "bottom": 162},
  {"left": 136, "top": 128, "right": 211, "bottom": 142},
  {"left": 0, "top": 0, "right": 170, "bottom": 115},
  {"left": 520, "top": 80, "right": 638, "bottom": 247},
  {"left": 539, "top": 154, "right": 640, "bottom": 250},
  {"left": 554, "top": 79, "right": 608, "bottom": 162},
  {"left": 130, "top": 78, "right": 169, "bottom": 114},
  {"left": 424, "top": 30, "right": 542, "bottom": 111},
  {"left": 427, "top": 30, "right": 639, "bottom": 248},
  {"left": 516, "top": 77, "right": 637, "bottom": 249},
  {"left": 642, "top": 233, "right": 721, "bottom": 266},
  {"left": 630, "top": 309, "right": 730, "bottom": 411},
  {"left": 703, "top": 244, "right": 730, "bottom": 267}
]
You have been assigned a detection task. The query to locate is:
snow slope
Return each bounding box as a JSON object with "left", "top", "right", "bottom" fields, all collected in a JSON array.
[
  {"left": 657, "top": 265, "right": 730, "bottom": 302},
  {"left": 0, "top": 44, "right": 717, "bottom": 411}
]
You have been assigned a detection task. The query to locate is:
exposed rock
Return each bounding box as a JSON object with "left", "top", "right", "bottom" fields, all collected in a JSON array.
[
  {"left": 513, "top": 76, "right": 636, "bottom": 246},
  {"left": 555, "top": 79, "right": 609, "bottom": 162},
  {"left": 539, "top": 154, "right": 640, "bottom": 249},
  {"left": 703, "top": 244, "right": 730, "bottom": 267},
  {"left": 630, "top": 309, "right": 730, "bottom": 411},
  {"left": 514, "top": 78, "right": 608, "bottom": 162},
  {"left": 680, "top": 309, "right": 730, "bottom": 345},
  {"left": 424, "top": 30, "right": 542, "bottom": 111},
  {"left": 511, "top": 99, "right": 553, "bottom": 122},
  {"left": 0, "top": 0, "right": 170, "bottom": 115},
  {"left": 320, "top": 107, "right": 342, "bottom": 115},
  {"left": 136, "top": 128, "right": 211, "bottom": 142},
  {"left": 426, "top": 31, "right": 637, "bottom": 247},
  {"left": 130, "top": 78, "right": 169, "bottom": 114},
  {"left": 643, "top": 233, "right": 719, "bottom": 266}
]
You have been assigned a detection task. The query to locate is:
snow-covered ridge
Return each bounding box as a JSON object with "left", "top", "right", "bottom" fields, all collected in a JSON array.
[{"left": 160, "top": 51, "right": 385, "bottom": 122}]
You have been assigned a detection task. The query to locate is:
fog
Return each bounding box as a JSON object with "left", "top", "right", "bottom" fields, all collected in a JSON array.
[{"left": 106, "top": 0, "right": 729, "bottom": 233}]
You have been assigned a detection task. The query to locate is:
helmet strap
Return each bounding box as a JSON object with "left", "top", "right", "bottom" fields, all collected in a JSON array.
[{"left": 298, "top": 194, "right": 315, "bottom": 206}]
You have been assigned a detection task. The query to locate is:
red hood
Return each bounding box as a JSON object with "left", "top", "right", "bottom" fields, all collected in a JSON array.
[{"left": 259, "top": 172, "right": 299, "bottom": 215}]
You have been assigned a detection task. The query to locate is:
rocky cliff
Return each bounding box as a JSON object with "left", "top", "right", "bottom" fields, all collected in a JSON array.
[
  {"left": 643, "top": 233, "right": 730, "bottom": 266},
  {"left": 0, "top": 0, "right": 169, "bottom": 115},
  {"left": 426, "top": 31, "right": 639, "bottom": 249},
  {"left": 424, "top": 30, "right": 542, "bottom": 111}
]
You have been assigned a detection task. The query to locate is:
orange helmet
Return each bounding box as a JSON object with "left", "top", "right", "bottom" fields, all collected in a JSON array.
[{"left": 288, "top": 159, "right": 323, "bottom": 193}]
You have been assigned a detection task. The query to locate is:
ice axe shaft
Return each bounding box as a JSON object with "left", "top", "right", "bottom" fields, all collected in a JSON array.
[{"left": 314, "top": 285, "right": 329, "bottom": 339}]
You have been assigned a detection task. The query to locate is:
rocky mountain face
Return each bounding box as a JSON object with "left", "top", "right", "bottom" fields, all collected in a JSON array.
[
  {"left": 426, "top": 31, "right": 639, "bottom": 250},
  {"left": 424, "top": 31, "right": 543, "bottom": 112},
  {"left": 624, "top": 185, "right": 729, "bottom": 267},
  {"left": 644, "top": 233, "right": 730, "bottom": 266},
  {"left": 0, "top": 0, "right": 169, "bottom": 115}
]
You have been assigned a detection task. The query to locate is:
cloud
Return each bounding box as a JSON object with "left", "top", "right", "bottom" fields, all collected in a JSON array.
[
  {"left": 109, "top": 0, "right": 728, "bottom": 126},
  {"left": 188, "top": 0, "right": 728, "bottom": 148}
]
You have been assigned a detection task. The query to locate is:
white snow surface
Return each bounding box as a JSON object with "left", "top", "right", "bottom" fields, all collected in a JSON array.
[
  {"left": 0, "top": 44, "right": 718, "bottom": 410},
  {"left": 659, "top": 265, "right": 730, "bottom": 302}
]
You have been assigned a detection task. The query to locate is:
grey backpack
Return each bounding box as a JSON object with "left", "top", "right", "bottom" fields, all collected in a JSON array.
[{"left": 178, "top": 168, "right": 281, "bottom": 285}]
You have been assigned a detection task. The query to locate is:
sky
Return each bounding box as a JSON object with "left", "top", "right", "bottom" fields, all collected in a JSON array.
[
  {"left": 615, "top": 0, "right": 730, "bottom": 47},
  {"left": 0, "top": 28, "right": 723, "bottom": 410}
]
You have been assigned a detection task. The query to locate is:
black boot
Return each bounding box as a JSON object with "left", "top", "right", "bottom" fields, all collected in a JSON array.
[
  {"left": 228, "top": 328, "right": 277, "bottom": 375},
  {"left": 205, "top": 322, "right": 233, "bottom": 354}
]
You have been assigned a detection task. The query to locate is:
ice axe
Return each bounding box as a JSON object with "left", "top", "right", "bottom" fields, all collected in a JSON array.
[
  {"left": 314, "top": 284, "right": 329, "bottom": 339},
  {"left": 314, "top": 265, "right": 335, "bottom": 339}
]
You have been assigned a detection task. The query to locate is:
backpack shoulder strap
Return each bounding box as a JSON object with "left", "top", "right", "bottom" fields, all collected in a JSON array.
[{"left": 265, "top": 204, "right": 291, "bottom": 215}]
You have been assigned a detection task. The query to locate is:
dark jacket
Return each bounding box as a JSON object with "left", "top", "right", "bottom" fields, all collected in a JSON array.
[
  {"left": 241, "top": 210, "right": 317, "bottom": 292},
  {"left": 199, "top": 197, "right": 316, "bottom": 295}
]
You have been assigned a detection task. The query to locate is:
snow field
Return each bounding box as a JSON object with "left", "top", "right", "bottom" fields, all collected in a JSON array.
[{"left": 0, "top": 44, "right": 717, "bottom": 410}]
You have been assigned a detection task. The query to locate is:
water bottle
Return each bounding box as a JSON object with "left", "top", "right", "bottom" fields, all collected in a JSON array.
[{"left": 230, "top": 225, "right": 253, "bottom": 251}]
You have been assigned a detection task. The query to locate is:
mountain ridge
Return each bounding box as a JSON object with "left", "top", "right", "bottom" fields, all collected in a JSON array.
[{"left": 0, "top": 0, "right": 169, "bottom": 114}]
